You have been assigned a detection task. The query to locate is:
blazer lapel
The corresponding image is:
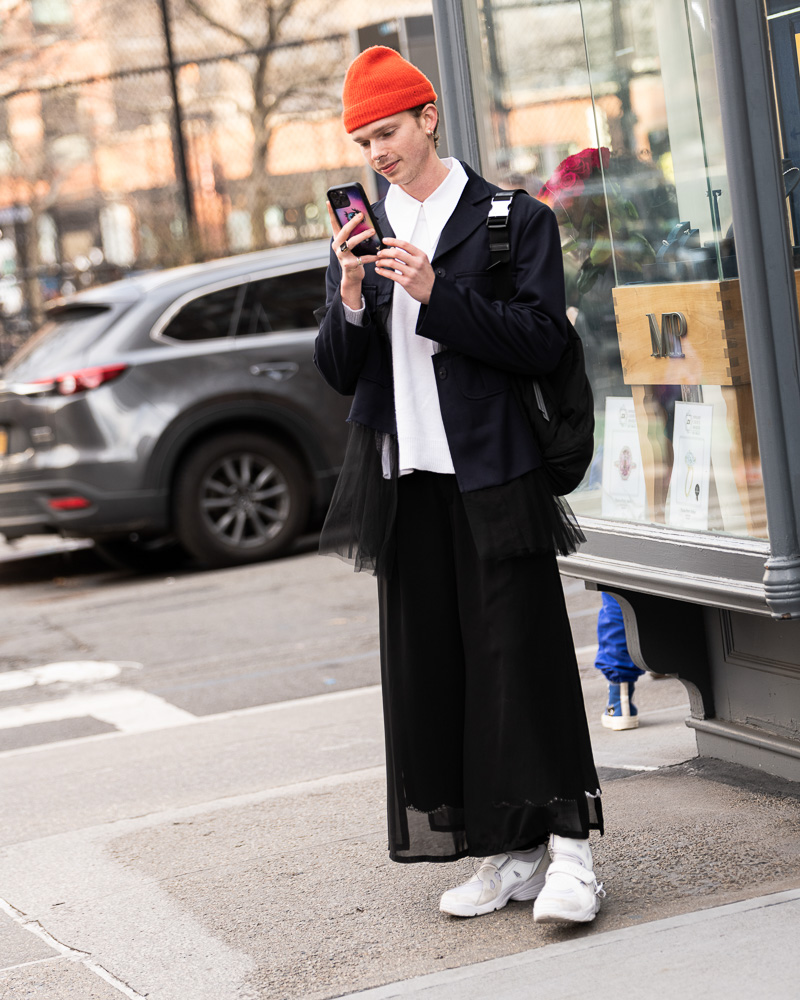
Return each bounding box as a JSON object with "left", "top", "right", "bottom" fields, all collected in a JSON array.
[{"left": 432, "top": 164, "right": 494, "bottom": 263}]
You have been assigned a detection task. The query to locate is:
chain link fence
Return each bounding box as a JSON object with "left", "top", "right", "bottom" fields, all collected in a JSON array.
[{"left": 0, "top": 0, "right": 433, "bottom": 362}]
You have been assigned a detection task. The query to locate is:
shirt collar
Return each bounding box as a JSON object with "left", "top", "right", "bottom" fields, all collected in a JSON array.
[{"left": 384, "top": 158, "right": 469, "bottom": 247}]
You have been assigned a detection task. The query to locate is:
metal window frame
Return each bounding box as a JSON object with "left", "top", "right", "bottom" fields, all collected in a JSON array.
[
  {"left": 431, "top": 0, "right": 800, "bottom": 619},
  {"left": 150, "top": 276, "right": 248, "bottom": 345}
]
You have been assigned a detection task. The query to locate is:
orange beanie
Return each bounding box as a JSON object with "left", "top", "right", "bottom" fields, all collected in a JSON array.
[{"left": 342, "top": 46, "right": 437, "bottom": 133}]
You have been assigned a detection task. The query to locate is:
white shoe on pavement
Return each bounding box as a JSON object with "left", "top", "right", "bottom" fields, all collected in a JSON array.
[
  {"left": 439, "top": 847, "right": 550, "bottom": 917},
  {"left": 533, "top": 835, "right": 605, "bottom": 924}
]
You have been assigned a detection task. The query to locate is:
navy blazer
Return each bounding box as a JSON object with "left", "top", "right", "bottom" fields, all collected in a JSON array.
[{"left": 314, "top": 162, "right": 568, "bottom": 493}]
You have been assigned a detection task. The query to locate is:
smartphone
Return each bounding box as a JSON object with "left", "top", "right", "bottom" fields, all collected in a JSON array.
[{"left": 326, "top": 182, "right": 384, "bottom": 257}]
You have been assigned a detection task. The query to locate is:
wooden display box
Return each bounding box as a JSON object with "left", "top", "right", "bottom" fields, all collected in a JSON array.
[
  {"left": 612, "top": 278, "right": 749, "bottom": 386},
  {"left": 611, "top": 277, "right": 766, "bottom": 536}
]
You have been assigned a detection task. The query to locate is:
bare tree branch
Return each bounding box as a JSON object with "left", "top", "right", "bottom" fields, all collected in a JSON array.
[{"left": 182, "top": 0, "right": 254, "bottom": 49}]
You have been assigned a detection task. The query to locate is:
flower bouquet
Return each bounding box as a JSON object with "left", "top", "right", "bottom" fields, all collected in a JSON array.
[{"left": 538, "top": 147, "right": 654, "bottom": 298}]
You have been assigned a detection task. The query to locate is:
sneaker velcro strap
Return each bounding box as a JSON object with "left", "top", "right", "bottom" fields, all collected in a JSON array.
[{"left": 546, "top": 859, "right": 597, "bottom": 885}]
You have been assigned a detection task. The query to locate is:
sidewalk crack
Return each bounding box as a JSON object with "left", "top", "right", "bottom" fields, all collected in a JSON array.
[{"left": 0, "top": 896, "right": 146, "bottom": 998}]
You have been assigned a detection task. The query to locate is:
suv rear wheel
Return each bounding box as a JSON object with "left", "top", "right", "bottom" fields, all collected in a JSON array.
[{"left": 173, "top": 432, "right": 309, "bottom": 567}]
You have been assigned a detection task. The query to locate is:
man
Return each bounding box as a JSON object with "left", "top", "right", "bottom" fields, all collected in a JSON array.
[{"left": 315, "top": 45, "right": 604, "bottom": 925}]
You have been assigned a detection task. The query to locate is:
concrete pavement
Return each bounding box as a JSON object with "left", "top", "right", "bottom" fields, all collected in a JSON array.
[
  {"left": 3, "top": 664, "right": 800, "bottom": 999},
  {"left": 2, "top": 547, "right": 798, "bottom": 998},
  {"left": 336, "top": 889, "right": 800, "bottom": 999}
]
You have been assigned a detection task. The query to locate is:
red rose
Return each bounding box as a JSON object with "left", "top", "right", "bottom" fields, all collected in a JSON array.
[
  {"left": 587, "top": 147, "right": 611, "bottom": 169},
  {"left": 556, "top": 171, "right": 583, "bottom": 194},
  {"left": 560, "top": 153, "right": 592, "bottom": 179}
]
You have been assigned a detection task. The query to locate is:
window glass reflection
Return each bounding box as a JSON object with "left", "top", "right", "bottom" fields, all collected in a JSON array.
[
  {"left": 468, "top": 0, "right": 766, "bottom": 539},
  {"left": 162, "top": 284, "right": 243, "bottom": 342},
  {"left": 237, "top": 268, "right": 327, "bottom": 336}
]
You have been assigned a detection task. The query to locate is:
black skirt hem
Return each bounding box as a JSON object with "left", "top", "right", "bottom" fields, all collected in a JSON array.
[
  {"left": 389, "top": 792, "right": 604, "bottom": 864},
  {"left": 389, "top": 849, "right": 472, "bottom": 865},
  {"left": 389, "top": 815, "right": 604, "bottom": 865}
]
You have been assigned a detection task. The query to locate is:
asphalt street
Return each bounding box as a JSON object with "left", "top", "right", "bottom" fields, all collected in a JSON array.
[{"left": 1, "top": 536, "right": 798, "bottom": 999}]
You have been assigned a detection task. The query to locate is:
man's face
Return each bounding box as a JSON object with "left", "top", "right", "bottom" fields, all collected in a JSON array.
[{"left": 349, "top": 110, "right": 434, "bottom": 189}]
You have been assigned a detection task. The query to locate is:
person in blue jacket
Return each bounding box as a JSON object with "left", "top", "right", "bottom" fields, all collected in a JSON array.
[
  {"left": 315, "top": 45, "right": 605, "bottom": 925},
  {"left": 595, "top": 592, "right": 645, "bottom": 730}
]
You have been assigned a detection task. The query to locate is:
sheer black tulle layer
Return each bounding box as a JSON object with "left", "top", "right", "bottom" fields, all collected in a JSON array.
[
  {"left": 378, "top": 472, "right": 602, "bottom": 864},
  {"left": 461, "top": 466, "right": 585, "bottom": 561},
  {"left": 318, "top": 422, "right": 398, "bottom": 576},
  {"left": 392, "top": 797, "right": 603, "bottom": 863},
  {"left": 319, "top": 421, "right": 585, "bottom": 578}
]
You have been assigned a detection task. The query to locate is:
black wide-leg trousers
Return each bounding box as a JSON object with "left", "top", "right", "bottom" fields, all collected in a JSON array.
[{"left": 378, "top": 472, "right": 602, "bottom": 863}]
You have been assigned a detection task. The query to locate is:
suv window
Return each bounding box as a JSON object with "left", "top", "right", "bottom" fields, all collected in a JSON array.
[
  {"left": 237, "top": 268, "right": 326, "bottom": 336},
  {"left": 162, "top": 283, "right": 244, "bottom": 341},
  {"left": 4, "top": 305, "right": 116, "bottom": 379}
]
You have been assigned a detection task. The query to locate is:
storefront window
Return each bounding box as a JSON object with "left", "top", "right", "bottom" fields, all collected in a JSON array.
[{"left": 466, "top": 0, "right": 767, "bottom": 539}]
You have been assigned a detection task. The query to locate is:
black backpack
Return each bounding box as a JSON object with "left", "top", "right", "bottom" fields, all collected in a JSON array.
[{"left": 487, "top": 190, "right": 595, "bottom": 496}]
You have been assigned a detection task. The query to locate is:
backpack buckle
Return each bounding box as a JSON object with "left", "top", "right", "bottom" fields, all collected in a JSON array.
[{"left": 487, "top": 194, "right": 515, "bottom": 228}]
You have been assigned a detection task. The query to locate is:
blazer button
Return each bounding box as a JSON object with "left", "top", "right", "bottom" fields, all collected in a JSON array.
[
  {"left": 436, "top": 267, "right": 446, "bottom": 277},
  {"left": 437, "top": 367, "right": 448, "bottom": 379}
]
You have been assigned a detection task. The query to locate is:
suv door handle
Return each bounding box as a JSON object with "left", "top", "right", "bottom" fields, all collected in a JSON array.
[{"left": 249, "top": 362, "right": 299, "bottom": 381}]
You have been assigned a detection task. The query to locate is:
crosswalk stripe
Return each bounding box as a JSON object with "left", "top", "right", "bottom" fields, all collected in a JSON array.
[
  {"left": 0, "top": 689, "right": 196, "bottom": 734},
  {"left": 0, "top": 685, "right": 385, "bottom": 759}
]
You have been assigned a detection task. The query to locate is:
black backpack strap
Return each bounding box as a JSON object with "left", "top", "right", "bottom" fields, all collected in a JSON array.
[{"left": 486, "top": 188, "right": 527, "bottom": 300}]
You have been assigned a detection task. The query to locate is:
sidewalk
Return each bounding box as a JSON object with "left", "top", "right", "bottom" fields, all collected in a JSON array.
[
  {"left": 338, "top": 889, "right": 800, "bottom": 999},
  {"left": 2, "top": 673, "right": 799, "bottom": 1000}
]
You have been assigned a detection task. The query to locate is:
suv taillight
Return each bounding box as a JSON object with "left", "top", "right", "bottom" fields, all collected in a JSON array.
[{"left": 26, "top": 364, "right": 128, "bottom": 396}]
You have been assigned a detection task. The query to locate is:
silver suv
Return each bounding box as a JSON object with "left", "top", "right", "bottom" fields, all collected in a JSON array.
[{"left": 0, "top": 240, "right": 349, "bottom": 569}]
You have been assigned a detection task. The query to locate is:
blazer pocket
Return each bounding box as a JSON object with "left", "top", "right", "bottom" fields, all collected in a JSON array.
[
  {"left": 454, "top": 270, "right": 496, "bottom": 298},
  {"left": 450, "top": 352, "right": 507, "bottom": 399}
]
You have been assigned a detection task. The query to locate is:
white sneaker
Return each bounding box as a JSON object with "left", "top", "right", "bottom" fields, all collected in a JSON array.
[
  {"left": 439, "top": 847, "right": 550, "bottom": 917},
  {"left": 533, "top": 835, "right": 605, "bottom": 924}
]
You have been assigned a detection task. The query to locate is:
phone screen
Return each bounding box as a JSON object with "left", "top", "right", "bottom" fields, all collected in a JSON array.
[{"left": 328, "top": 184, "right": 382, "bottom": 256}]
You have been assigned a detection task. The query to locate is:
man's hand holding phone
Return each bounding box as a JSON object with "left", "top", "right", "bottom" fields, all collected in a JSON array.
[
  {"left": 375, "top": 239, "right": 436, "bottom": 305},
  {"left": 326, "top": 203, "right": 379, "bottom": 311}
]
